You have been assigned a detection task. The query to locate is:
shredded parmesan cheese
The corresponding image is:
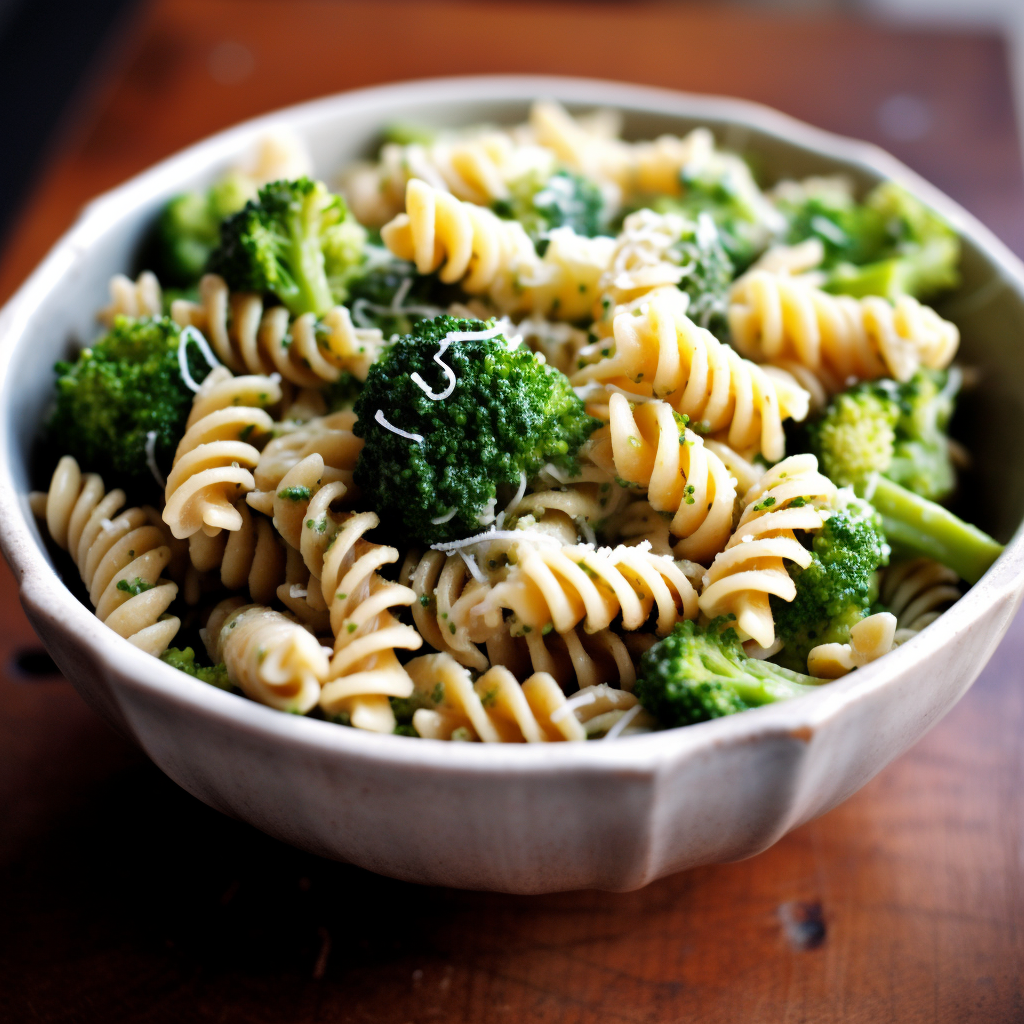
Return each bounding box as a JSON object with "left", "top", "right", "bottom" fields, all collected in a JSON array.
[
  {"left": 411, "top": 337, "right": 458, "bottom": 401},
  {"left": 430, "top": 507, "right": 458, "bottom": 525},
  {"left": 289, "top": 585, "right": 308, "bottom": 599},
  {"left": 550, "top": 689, "right": 597, "bottom": 723},
  {"left": 145, "top": 430, "right": 166, "bottom": 488},
  {"left": 459, "top": 550, "right": 487, "bottom": 584},
  {"left": 430, "top": 527, "right": 561, "bottom": 553},
  {"left": 375, "top": 408, "right": 424, "bottom": 444},
  {"left": 177, "top": 325, "right": 222, "bottom": 392},
  {"left": 603, "top": 703, "right": 642, "bottom": 740}
]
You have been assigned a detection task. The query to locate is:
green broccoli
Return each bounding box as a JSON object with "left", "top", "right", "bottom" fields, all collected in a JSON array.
[
  {"left": 809, "top": 372, "right": 1003, "bottom": 584},
  {"left": 635, "top": 618, "right": 823, "bottom": 728},
  {"left": 345, "top": 257, "right": 447, "bottom": 339},
  {"left": 46, "top": 316, "right": 212, "bottom": 497},
  {"left": 145, "top": 170, "right": 256, "bottom": 287},
  {"left": 493, "top": 169, "right": 608, "bottom": 251},
  {"left": 777, "top": 180, "right": 959, "bottom": 300},
  {"left": 810, "top": 368, "right": 958, "bottom": 502},
  {"left": 654, "top": 160, "right": 782, "bottom": 271},
  {"left": 208, "top": 177, "right": 367, "bottom": 317},
  {"left": 771, "top": 495, "right": 890, "bottom": 671},
  {"left": 160, "top": 646, "right": 230, "bottom": 690},
  {"left": 353, "top": 314, "right": 600, "bottom": 544},
  {"left": 660, "top": 212, "right": 734, "bottom": 332}
]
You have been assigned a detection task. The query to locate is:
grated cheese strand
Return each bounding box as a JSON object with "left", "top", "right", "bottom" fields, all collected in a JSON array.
[
  {"left": 144, "top": 430, "right": 166, "bottom": 488},
  {"left": 603, "top": 703, "right": 643, "bottom": 740},
  {"left": 375, "top": 408, "right": 424, "bottom": 444},
  {"left": 177, "top": 324, "right": 222, "bottom": 393}
]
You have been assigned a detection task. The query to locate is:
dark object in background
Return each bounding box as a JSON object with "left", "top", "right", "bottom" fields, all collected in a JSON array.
[{"left": 0, "top": 0, "right": 138, "bottom": 247}]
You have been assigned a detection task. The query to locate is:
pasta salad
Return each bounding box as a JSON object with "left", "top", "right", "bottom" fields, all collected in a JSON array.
[{"left": 32, "top": 101, "right": 1003, "bottom": 742}]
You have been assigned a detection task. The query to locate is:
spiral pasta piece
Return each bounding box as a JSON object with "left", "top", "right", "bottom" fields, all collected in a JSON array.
[
  {"left": 187, "top": 498, "right": 287, "bottom": 604},
  {"left": 299, "top": 507, "right": 421, "bottom": 733},
  {"left": 98, "top": 271, "right": 163, "bottom": 326},
  {"left": 171, "top": 274, "right": 384, "bottom": 387},
  {"left": 247, "top": 410, "right": 362, "bottom": 516},
  {"left": 806, "top": 611, "right": 898, "bottom": 679},
  {"left": 203, "top": 598, "right": 328, "bottom": 714},
  {"left": 380, "top": 179, "right": 613, "bottom": 320},
  {"left": 485, "top": 620, "right": 638, "bottom": 692},
  {"left": 31, "top": 456, "right": 180, "bottom": 655},
  {"left": 728, "top": 270, "right": 960, "bottom": 388},
  {"left": 880, "top": 558, "right": 961, "bottom": 643},
  {"left": 163, "top": 367, "right": 281, "bottom": 540},
  {"left": 698, "top": 454, "right": 837, "bottom": 648},
  {"left": 473, "top": 539, "right": 698, "bottom": 639},
  {"left": 572, "top": 289, "right": 810, "bottom": 462},
  {"left": 585, "top": 393, "right": 737, "bottom": 564}
]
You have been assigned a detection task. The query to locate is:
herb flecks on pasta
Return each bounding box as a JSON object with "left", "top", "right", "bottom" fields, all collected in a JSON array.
[{"left": 37, "top": 109, "right": 1003, "bottom": 740}]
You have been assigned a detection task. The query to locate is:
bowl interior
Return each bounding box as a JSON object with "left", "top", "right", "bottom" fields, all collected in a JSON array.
[{"left": 6, "top": 77, "right": 1024, "bottom": 594}]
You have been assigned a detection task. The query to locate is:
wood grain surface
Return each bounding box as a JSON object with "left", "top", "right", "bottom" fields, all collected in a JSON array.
[{"left": 2, "top": 2, "right": 1023, "bottom": 1021}]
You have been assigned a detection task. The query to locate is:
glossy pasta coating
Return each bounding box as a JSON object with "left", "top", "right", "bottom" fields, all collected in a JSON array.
[
  {"left": 728, "top": 269, "right": 959, "bottom": 389},
  {"left": 698, "top": 454, "right": 837, "bottom": 649},
  {"left": 572, "top": 288, "right": 810, "bottom": 462},
  {"left": 473, "top": 538, "right": 698, "bottom": 638},
  {"left": 31, "top": 456, "right": 180, "bottom": 655},
  {"left": 584, "top": 393, "right": 737, "bottom": 564},
  {"left": 172, "top": 273, "right": 383, "bottom": 387},
  {"left": 162, "top": 366, "right": 280, "bottom": 540},
  {"left": 203, "top": 598, "right": 328, "bottom": 713}
]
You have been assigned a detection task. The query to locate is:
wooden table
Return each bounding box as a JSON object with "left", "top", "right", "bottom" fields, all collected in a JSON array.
[{"left": 2, "top": 3, "right": 1023, "bottom": 1020}]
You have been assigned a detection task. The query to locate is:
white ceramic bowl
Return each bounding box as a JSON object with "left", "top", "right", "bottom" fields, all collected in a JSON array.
[{"left": 2, "top": 76, "right": 1022, "bottom": 894}]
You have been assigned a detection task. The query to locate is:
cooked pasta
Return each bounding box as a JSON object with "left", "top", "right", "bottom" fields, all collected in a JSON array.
[
  {"left": 880, "top": 558, "right": 962, "bottom": 643},
  {"left": 806, "top": 611, "right": 898, "bottom": 678},
  {"left": 572, "top": 288, "right": 810, "bottom": 461},
  {"left": 472, "top": 538, "right": 698, "bottom": 638},
  {"left": 584, "top": 392, "right": 737, "bottom": 564},
  {"left": 162, "top": 366, "right": 281, "bottom": 540},
  {"left": 98, "top": 271, "right": 162, "bottom": 326},
  {"left": 381, "top": 179, "right": 613, "bottom": 319},
  {"left": 38, "top": 104, "right": 989, "bottom": 739},
  {"left": 203, "top": 597, "right": 328, "bottom": 713},
  {"left": 172, "top": 274, "right": 384, "bottom": 386},
  {"left": 31, "top": 456, "right": 180, "bottom": 655},
  {"left": 698, "top": 454, "right": 837, "bottom": 648},
  {"left": 728, "top": 270, "right": 960, "bottom": 388}
]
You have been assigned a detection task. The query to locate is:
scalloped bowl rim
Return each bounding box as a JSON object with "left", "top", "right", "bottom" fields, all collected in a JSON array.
[{"left": 0, "top": 73, "right": 1021, "bottom": 778}]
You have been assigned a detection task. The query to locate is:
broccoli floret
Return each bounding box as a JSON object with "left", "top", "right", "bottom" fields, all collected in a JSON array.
[
  {"left": 46, "top": 316, "right": 211, "bottom": 497},
  {"left": 353, "top": 314, "right": 600, "bottom": 544},
  {"left": 811, "top": 369, "right": 959, "bottom": 501},
  {"left": 208, "top": 177, "right": 367, "bottom": 317},
  {"left": 654, "top": 162, "right": 781, "bottom": 270},
  {"left": 664, "top": 213, "right": 734, "bottom": 332},
  {"left": 493, "top": 169, "right": 608, "bottom": 251},
  {"left": 809, "top": 373, "right": 1003, "bottom": 584},
  {"left": 778, "top": 180, "right": 959, "bottom": 300},
  {"left": 771, "top": 495, "right": 890, "bottom": 671},
  {"left": 145, "top": 170, "right": 256, "bottom": 287},
  {"left": 635, "top": 619, "right": 822, "bottom": 728},
  {"left": 345, "top": 257, "right": 447, "bottom": 339},
  {"left": 160, "top": 646, "right": 230, "bottom": 690}
]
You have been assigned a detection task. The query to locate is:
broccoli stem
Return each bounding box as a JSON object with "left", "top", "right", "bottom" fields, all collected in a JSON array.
[
  {"left": 723, "top": 657, "right": 825, "bottom": 706},
  {"left": 860, "top": 475, "right": 1003, "bottom": 584},
  {"left": 292, "top": 198, "right": 334, "bottom": 316}
]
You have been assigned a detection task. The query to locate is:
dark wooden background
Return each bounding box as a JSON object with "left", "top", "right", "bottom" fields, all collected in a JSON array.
[{"left": 2, "top": 2, "right": 1023, "bottom": 1021}]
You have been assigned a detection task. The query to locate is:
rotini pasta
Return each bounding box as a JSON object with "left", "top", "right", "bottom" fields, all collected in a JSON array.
[
  {"left": 380, "top": 179, "right": 613, "bottom": 320},
  {"left": 171, "top": 274, "right": 384, "bottom": 387},
  {"left": 698, "top": 454, "right": 837, "bottom": 648},
  {"left": 98, "top": 271, "right": 163, "bottom": 326},
  {"left": 162, "top": 366, "right": 281, "bottom": 540},
  {"left": 584, "top": 393, "right": 737, "bottom": 564},
  {"left": 880, "top": 558, "right": 961, "bottom": 644},
  {"left": 728, "top": 270, "right": 960, "bottom": 388},
  {"left": 572, "top": 288, "right": 810, "bottom": 462},
  {"left": 202, "top": 597, "right": 328, "bottom": 713},
  {"left": 806, "top": 611, "right": 898, "bottom": 678},
  {"left": 31, "top": 456, "right": 180, "bottom": 655},
  {"left": 472, "top": 538, "right": 698, "bottom": 638}
]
